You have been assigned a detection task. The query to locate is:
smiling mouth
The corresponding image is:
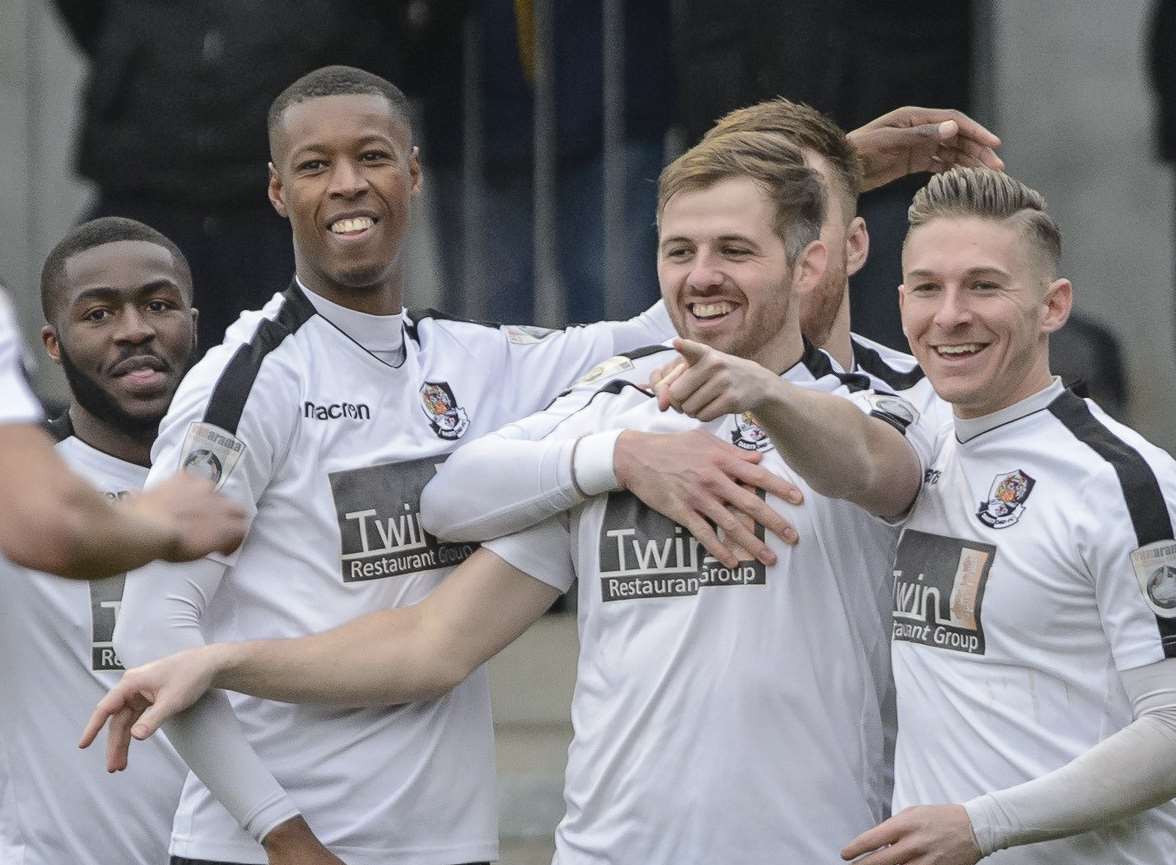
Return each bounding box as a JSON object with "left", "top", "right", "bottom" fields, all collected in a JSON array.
[
  {"left": 933, "top": 343, "right": 986, "bottom": 358},
  {"left": 689, "top": 301, "right": 735, "bottom": 321},
  {"left": 329, "top": 216, "right": 376, "bottom": 235}
]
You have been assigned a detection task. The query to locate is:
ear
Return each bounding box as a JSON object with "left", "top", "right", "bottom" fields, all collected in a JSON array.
[
  {"left": 41, "top": 324, "right": 61, "bottom": 364},
  {"left": 409, "top": 145, "right": 423, "bottom": 196},
  {"left": 844, "top": 216, "right": 870, "bottom": 277},
  {"left": 793, "top": 239, "right": 828, "bottom": 297},
  {"left": 1040, "top": 277, "right": 1072, "bottom": 335},
  {"left": 268, "top": 163, "right": 288, "bottom": 218}
]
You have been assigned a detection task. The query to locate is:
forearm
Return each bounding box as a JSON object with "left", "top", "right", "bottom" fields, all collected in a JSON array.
[
  {"left": 208, "top": 606, "right": 467, "bottom": 706},
  {"left": 753, "top": 382, "right": 919, "bottom": 516},
  {"left": 0, "top": 425, "right": 176, "bottom": 578},
  {"left": 114, "top": 560, "right": 298, "bottom": 842},
  {"left": 965, "top": 660, "right": 1176, "bottom": 853},
  {"left": 420, "top": 430, "right": 619, "bottom": 541}
]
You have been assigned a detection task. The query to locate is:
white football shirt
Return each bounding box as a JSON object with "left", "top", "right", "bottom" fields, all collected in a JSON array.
[
  {"left": 0, "top": 291, "right": 41, "bottom": 425},
  {"left": 846, "top": 332, "right": 954, "bottom": 431},
  {"left": 0, "top": 428, "right": 185, "bottom": 865},
  {"left": 136, "top": 283, "right": 673, "bottom": 865},
  {"left": 485, "top": 345, "right": 932, "bottom": 864},
  {"left": 892, "top": 379, "right": 1176, "bottom": 862}
]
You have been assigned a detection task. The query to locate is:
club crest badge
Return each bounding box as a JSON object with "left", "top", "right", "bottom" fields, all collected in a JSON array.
[
  {"left": 976, "top": 469, "right": 1035, "bottom": 529},
  {"left": 1130, "top": 540, "right": 1176, "bottom": 619},
  {"left": 730, "top": 411, "right": 772, "bottom": 452},
  {"left": 420, "top": 381, "right": 470, "bottom": 440}
]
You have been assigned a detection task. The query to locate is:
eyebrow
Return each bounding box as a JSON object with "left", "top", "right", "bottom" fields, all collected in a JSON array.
[
  {"left": 70, "top": 280, "right": 182, "bottom": 307},
  {"left": 905, "top": 266, "right": 1010, "bottom": 280},
  {"left": 658, "top": 233, "right": 757, "bottom": 250}
]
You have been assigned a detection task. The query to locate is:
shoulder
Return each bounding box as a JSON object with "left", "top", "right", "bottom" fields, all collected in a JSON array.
[
  {"left": 566, "top": 342, "right": 676, "bottom": 390},
  {"left": 850, "top": 332, "right": 925, "bottom": 390}
]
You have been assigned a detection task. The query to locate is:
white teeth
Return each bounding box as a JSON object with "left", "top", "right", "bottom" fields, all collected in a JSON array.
[
  {"left": 691, "top": 301, "right": 734, "bottom": 320},
  {"left": 936, "top": 344, "right": 982, "bottom": 356},
  {"left": 330, "top": 216, "right": 374, "bottom": 234}
]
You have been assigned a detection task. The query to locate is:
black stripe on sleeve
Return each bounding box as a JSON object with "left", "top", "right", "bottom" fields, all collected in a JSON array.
[
  {"left": 852, "top": 340, "right": 926, "bottom": 390},
  {"left": 202, "top": 282, "right": 316, "bottom": 435},
  {"left": 1049, "top": 389, "right": 1176, "bottom": 656},
  {"left": 800, "top": 339, "right": 876, "bottom": 394}
]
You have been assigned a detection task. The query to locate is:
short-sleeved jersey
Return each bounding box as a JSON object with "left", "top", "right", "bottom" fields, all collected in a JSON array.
[
  {"left": 847, "top": 332, "right": 954, "bottom": 432},
  {"left": 149, "top": 282, "right": 672, "bottom": 865},
  {"left": 0, "top": 427, "right": 185, "bottom": 865},
  {"left": 0, "top": 291, "right": 41, "bottom": 425},
  {"left": 892, "top": 379, "right": 1176, "bottom": 862},
  {"left": 484, "top": 344, "right": 933, "bottom": 864}
]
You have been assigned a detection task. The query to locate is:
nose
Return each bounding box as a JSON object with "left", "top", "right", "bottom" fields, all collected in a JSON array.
[
  {"left": 686, "top": 250, "right": 723, "bottom": 292},
  {"left": 932, "top": 284, "right": 973, "bottom": 330},
  {"left": 113, "top": 305, "right": 154, "bottom": 345},
  {"left": 328, "top": 158, "right": 366, "bottom": 198}
]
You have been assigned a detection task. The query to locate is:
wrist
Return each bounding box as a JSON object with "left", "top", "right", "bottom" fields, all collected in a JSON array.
[
  {"left": 261, "top": 814, "right": 314, "bottom": 852},
  {"left": 208, "top": 640, "right": 248, "bottom": 691}
]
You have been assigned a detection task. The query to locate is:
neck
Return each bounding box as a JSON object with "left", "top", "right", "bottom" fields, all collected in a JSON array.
[
  {"left": 821, "top": 292, "right": 854, "bottom": 369},
  {"left": 755, "top": 325, "right": 807, "bottom": 375},
  {"left": 296, "top": 263, "right": 404, "bottom": 316},
  {"left": 67, "top": 405, "right": 154, "bottom": 467}
]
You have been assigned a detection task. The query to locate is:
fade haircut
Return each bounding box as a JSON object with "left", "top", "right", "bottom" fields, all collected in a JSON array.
[
  {"left": 906, "top": 167, "right": 1062, "bottom": 276},
  {"left": 40, "top": 217, "right": 192, "bottom": 321},
  {"left": 705, "top": 98, "right": 862, "bottom": 219},
  {"left": 267, "top": 65, "right": 412, "bottom": 158},
  {"left": 657, "top": 130, "right": 825, "bottom": 264}
]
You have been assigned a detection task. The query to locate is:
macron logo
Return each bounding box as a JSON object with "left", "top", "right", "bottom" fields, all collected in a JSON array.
[{"left": 304, "top": 400, "right": 371, "bottom": 421}]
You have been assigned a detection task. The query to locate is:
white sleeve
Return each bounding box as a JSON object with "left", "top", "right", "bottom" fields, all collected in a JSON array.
[
  {"left": 483, "top": 514, "right": 576, "bottom": 594},
  {"left": 494, "top": 304, "right": 672, "bottom": 419},
  {"left": 114, "top": 558, "right": 299, "bottom": 841},
  {"left": 419, "top": 355, "right": 660, "bottom": 540},
  {"left": 964, "top": 658, "right": 1176, "bottom": 854},
  {"left": 0, "top": 291, "right": 41, "bottom": 425}
]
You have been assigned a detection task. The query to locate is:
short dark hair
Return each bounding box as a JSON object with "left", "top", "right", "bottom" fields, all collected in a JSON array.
[
  {"left": 267, "top": 65, "right": 412, "bottom": 157},
  {"left": 40, "top": 217, "right": 193, "bottom": 321}
]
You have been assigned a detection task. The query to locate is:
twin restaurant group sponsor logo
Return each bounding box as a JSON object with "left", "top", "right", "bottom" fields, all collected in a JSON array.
[{"left": 597, "top": 491, "right": 766, "bottom": 602}]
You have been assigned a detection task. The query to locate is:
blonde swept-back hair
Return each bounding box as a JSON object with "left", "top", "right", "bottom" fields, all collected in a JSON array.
[
  {"left": 656, "top": 130, "right": 825, "bottom": 264},
  {"left": 704, "top": 98, "right": 863, "bottom": 217},
  {"left": 906, "top": 167, "right": 1062, "bottom": 274}
]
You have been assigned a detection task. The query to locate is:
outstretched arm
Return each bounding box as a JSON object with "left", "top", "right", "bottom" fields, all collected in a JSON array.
[
  {"left": 656, "top": 339, "right": 922, "bottom": 519},
  {"left": 0, "top": 423, "right": 246, "bottom": 579},
  {"left": 83, "top": 548, "right": 558, "bottom": 754},
  {"left": 848, "top": 106, "right": 1004, "bottom": 192}
]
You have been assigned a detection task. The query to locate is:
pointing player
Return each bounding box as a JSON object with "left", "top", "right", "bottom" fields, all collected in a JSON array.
[
  {"left": 0, "top": 290, "right": 244, "bottom": 579},
  {"left": 84, "top": 130, "right": 933, "bottom": 862},
  {"left": 1, "top": 217, "right": 192, "bottom": 865},
  {"left": 420, "top": 98, "right": 987, "bottom": 557},
  {"left": 101, "top": 64, "right": 685, "bottom": 865},
  {"left": 658, "top": 167, "right": 1176, "bottom": 864}
]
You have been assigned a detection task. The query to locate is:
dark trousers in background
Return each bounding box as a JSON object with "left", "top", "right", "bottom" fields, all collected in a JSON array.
[{"left": 88, "top": 196, "right": 295, "bottom": 358}]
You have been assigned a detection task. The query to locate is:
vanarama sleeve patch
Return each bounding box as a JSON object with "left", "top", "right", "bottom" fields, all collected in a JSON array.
[{"left": 179, "top": 421, "right": 246, "bottom": 490}]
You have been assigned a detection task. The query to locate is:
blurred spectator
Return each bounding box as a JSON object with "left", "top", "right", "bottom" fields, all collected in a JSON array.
[
  {"left": 671, "top": 0, "right": 974, "bottom": 350},
  {"left": 412, "top": 0, "right": 673, "bottom": 324},
  {"left": 51, "top": 1, "right": 407, "bottom": 355}
]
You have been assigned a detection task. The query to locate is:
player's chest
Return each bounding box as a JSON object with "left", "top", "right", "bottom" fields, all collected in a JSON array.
[{"left": 895, "top": 446, "right": 1092, "bottom": 658}]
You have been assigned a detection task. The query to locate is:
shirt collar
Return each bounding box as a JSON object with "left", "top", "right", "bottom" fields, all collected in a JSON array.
[
  {"left": 296, "top": 276, "right": 405, "bottom": 354},
  {"left": 953, "top": 377, "right": 1064, "bottom": 442}
]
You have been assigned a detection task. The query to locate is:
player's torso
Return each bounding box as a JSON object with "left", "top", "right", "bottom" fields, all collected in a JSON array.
[
  {"left": 557, "top": 386, "right": 899, "bottom": 863},
  {"left": 891, "top": 394, "right": 1176, "bottom": 862},
  {"left": 0, "top": 436, "right": 184, "bottom": 865}
]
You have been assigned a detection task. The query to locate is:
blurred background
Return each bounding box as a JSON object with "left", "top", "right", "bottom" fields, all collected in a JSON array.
[{"left": 1, "top": 1, "right": 1174, "bottom": 860}]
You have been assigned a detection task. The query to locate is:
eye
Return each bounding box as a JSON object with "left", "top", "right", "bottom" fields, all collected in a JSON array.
[
  {"left": 908, "top": 282, "right": 940, "bottom": 295},
  {"left": 83, "top": 307, "right": 112, "bottom": 322},
  {"left": 721, "top": 245, "right": 752, "bottom": 258},
  {"left": 971, "top": 280, "right": 1000, "bottom": 292},
  {"left": 662, "top": 246, "right": 692, "bottom": 261},
  {"left": 145, "top": 299, "right": 175, "bottom": 313},
  {"left": 297, "top": 158, "right": 326, "bottom": 172},
  {"left": 360, "top": 149, "right": 392, "bottom": 162}
]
